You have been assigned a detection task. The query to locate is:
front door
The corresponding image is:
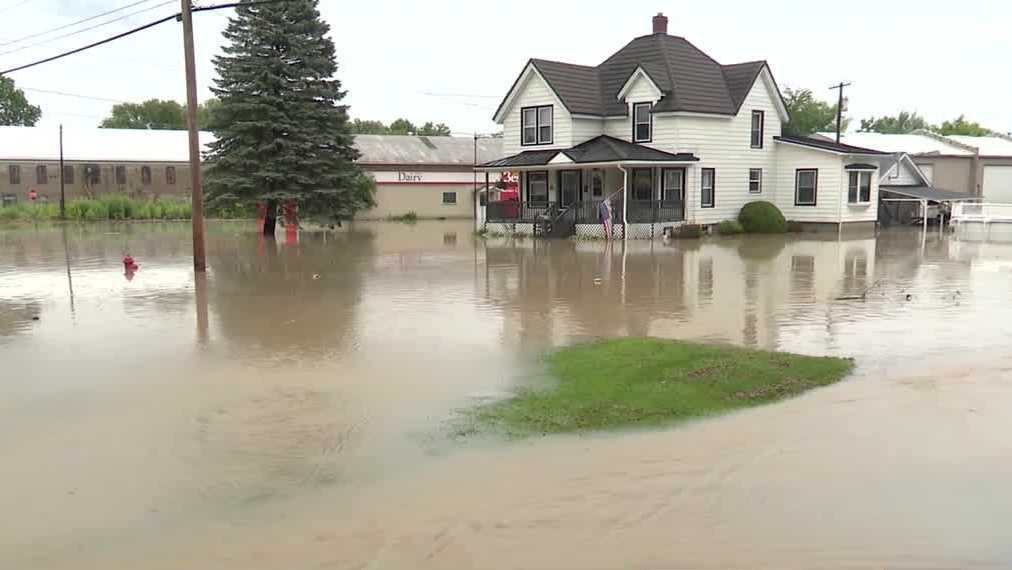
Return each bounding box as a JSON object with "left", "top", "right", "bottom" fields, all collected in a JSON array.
[
  {"left": 559, "top": 170, "right": 581, "bottom": 207},
  {"left": 662, "top": 168, "right": 686, "bottom": 220}
]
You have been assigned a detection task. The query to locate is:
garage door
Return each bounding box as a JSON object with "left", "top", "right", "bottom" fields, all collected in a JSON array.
[{"left": 983, "top": 166, "right": 1012, "bottom": 203}]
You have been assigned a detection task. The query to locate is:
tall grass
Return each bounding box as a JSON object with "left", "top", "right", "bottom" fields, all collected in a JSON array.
[{"left": 0, "top": 195, "right": 252, "bottom": 223}]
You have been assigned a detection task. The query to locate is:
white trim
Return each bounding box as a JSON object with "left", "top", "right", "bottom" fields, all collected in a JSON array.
[
  {"left": 758, "top": 66, "right": 790, "bottom": 123},
  {"left": 475, "top": 160, "right": 698, "bottom": 172},
  {"left": 748, "top": 168, "right": 763, "bottom": 194},
  {"left": 548, "top": 153, "right": 573, "bottom": 164},
  {"left": 847, "top": 170, "right": 874, "bottom": 205},
  {"left": 651, "top": 111, "right": 733, "bottom": 119},
  {"left": 901, "top": 154, "right": 933, "bottom": 186},
  {"left": 493, "top": 63, "right": 567, "bottom": 124},
  {"left": 632, "top": 102, "right": 652, "bottom": 143},
  {"left": 616, "top": 66, "right": 663, "bottom": 102}
]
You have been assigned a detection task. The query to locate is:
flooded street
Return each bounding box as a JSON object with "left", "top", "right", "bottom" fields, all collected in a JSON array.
[{"left": 3, "top": 221, "right": 1012, "bottom": 568}]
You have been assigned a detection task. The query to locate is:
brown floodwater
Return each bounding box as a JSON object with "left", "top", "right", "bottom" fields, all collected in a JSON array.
[{"left": 2, "top": 221, "right": 1012, "bottom": 568}]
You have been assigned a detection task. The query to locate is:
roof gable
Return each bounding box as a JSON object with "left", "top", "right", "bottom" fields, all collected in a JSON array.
[{"left": 615, "top": 66, "right": 663, "bottom": 102}]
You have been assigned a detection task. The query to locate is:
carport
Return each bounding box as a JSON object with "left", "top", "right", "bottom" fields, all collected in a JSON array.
[{"left": 879, "top": 185, "right": 979, "bottom": 231}]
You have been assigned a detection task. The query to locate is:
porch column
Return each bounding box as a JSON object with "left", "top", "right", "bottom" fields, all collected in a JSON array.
[{"left": 620, "top": 164, "right": 628, "bottom": 242}]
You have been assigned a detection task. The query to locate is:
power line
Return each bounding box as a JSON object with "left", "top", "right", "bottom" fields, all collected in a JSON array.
[
  {"left": 0, "top": 0, "right": 164, "bottom": 48},
  {"left": 0, "top": 0, "right": 291, "bottom": 76},
  {"left": 0, "top": 0, "right": 31, "bottom": 16},
  {"left": 0, "top": 0, "right": 176, "bottom": 57},
  {"left": 21, "top": 86, "right": 127, "bottom": 104}
]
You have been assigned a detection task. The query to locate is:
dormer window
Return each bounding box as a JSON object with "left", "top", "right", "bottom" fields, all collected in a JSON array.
[
  {"left": 521, "top": 105, "right": 553, "bottom": 146},
  {"left": 632, "top": 102, "right": 652, "bottom": 142}
]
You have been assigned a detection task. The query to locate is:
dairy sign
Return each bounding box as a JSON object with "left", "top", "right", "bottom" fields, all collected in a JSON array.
[{"left": 398, "top": 171, "right": 424, "bottom": 182}]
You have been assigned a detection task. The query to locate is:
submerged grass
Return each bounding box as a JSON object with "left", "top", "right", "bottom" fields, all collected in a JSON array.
[
  {"left": 0, "top": 195, "right": 254, "bottom": 223},
  {"left": 470, "top": 337, "right": 853, "bottom": 435}
]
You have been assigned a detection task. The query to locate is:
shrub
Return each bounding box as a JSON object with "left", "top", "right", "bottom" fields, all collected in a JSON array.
[
  {"left": 84, "top": 201, "right": 110, "bottom": 221},
  {"left": 786, "top": 220, "right": 804, "bottom": 233},
  {"left": 387, "top": 212, "right": 418, "bottom": 223},
  {"left": 717, "top": 220, "right": 744, "bottom": 235},
  {"left": 738, "top": 201, "right": 787, "bottom": 234}
]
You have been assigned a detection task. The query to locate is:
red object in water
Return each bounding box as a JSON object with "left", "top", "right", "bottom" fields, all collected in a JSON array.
[{"left": 123, "top": 255, "right": 139, "bottom": 270}]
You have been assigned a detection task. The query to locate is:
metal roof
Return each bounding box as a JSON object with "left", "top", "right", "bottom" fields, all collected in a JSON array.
[
  {"left": 817, "top": 132, "right": 976, "bottom": 156},
  {"left": 0, "top": 127, "right": 504, "bottom": 167},
  {"left": 947, "top": 135, "right": 1012, "bottom": 156},
  {"left": 0, "top": 125, "right": 213, "bottom": 162},
  {"left": 880, "top": 185, "right": 978, "bottom": 202},
  {"left": 353, "top": 134, "right": 503, "bottom": 165}
]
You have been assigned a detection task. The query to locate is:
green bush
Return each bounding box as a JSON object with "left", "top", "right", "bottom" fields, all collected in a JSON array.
[
  {"left": 717, "top": 220, "right": 744, "bottom": 235},
  {"left": 786, "top": 220, "right": 804, "bottom": 233},
  {"left": 387, "top": 211, "right": 418, "bottom": 223},
  {"left": 738, "top": 201, "right": 787, "bottom": 234}
]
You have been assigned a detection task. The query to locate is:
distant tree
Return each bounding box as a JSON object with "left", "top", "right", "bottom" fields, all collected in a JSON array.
[
  {"left": 347, "top": 117, "right": 453, "bottom": 136},
  {"left": 859, "top": 111, "right": 930, "bottom": 134},
  {"left": 417, "top": 121, "right": 451, "bottom": 136},
  {"left": 0, "top": 76, "right": 41, "bottom": 126},
  {"left": 932, "top": 115, "right": 992, "bottom": 136},
  {"left": 204, "top": 0, "right": 374, "bottom": 235},
  {"left": 387, "top": 118, "right": 416, "bottom": 135},
  {"left": 782, "top": 87, "right": 847, "bottom": 137},
  {"left": 101, "top": 98, "right": 221, "bottom": 130},
  {"left": 348, "top": 118, "right": 388, "bottom": 134}
]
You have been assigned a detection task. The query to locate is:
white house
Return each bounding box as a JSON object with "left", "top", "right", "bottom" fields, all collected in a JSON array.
[{"left": 476, "top": 13, "right": 888, "bottom": 238}]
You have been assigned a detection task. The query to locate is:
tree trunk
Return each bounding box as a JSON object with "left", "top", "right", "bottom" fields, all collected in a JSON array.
[{"left": 263, "top": 201, "right": 278, "bottom": 236}]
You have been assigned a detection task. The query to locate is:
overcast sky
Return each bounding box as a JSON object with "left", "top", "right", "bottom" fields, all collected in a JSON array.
[{"left": 2, "top": 0, "right": 1009, "bottom": 135}]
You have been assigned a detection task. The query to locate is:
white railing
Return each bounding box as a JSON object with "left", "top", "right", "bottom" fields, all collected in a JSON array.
[{"left": 951, "top": 202, "right": 1012, "bottom": 226}]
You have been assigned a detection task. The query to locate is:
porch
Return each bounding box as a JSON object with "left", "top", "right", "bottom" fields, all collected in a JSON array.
[{"left": 476, "top": 135, "right": 699, "bottom": 239}]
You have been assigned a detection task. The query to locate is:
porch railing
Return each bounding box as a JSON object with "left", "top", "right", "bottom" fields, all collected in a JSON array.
[
  {"left": 486, "top": 201, "right": 558, "bottom": 223},
  {"left": 627, "top": 200, "right": 685, "bottom": 223}
]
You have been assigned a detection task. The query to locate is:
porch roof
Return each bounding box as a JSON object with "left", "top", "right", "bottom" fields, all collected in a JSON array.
[
  {"left": 880, "top": 185, "right": 978, "bottom": 202},
  {"left": 478, "top": 135, "right": 698, "bottom": 169}
]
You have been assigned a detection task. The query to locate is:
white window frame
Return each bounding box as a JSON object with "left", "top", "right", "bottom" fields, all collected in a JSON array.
[
  {"left": 633, "top": 102, "right": 652, "bottom": 143},
  {"left": 750, "top": 110, "right": 764, "bottom": 149},
  {"left": 748, "top": 168, "right": 762, "bottom": 194},
  {"left": 521, "top": 105, "right": 553, "bottom": 146},
  {"left": 848, "top": 170, "right": 873, "bottom": 204},
  {"left": 700, "top": 168, "right": 715, "bottom": 208},
  {"left": 795, "top": 169, "right": 818, "bottom": 206}
]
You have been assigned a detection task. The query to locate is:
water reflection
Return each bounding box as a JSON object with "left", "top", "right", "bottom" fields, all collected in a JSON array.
[{"left": 3, "top": 222, "right": 1012, "bottom": 568}]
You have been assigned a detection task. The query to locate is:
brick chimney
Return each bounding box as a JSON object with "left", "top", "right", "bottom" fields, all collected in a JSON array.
[{"left": 652, "top": 12, "right": 668, "bottom": 34}]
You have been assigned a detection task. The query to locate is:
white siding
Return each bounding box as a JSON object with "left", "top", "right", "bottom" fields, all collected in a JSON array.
[
  {"left": 840, "top": 164, "right": 878, "bottom": 222},
  {"left": 500, "top": 70, "right": 572, "bottom": 156},
  {"left": 887, "top": 159, "right": 921, "bottom": 185},
  {"left": 624, "top": 74, "right": 661, "bottom": 103},
  {"left": 603, "top": 117, "right": 628, "bottom": 140},
  {"left": 774, "top": 143, "right": 844, "bottom": 223},
  {"left": 571, "top": 117, "right": 603, "bottom": 146},
  {"left": 651, "top": 75, "right": 782, "bottom": 225}
]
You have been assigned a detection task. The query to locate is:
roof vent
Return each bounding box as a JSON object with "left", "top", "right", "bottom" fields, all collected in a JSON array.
[{"left": 652, "top": 12, "right": 668, "bottom": 34}]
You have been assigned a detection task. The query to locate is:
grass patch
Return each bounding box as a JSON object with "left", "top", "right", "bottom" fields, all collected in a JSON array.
[
  {"left": 469, "top": 338, "right": 853, "bottom": 435},
  {"left": 0, "top": 195, "right": 255, "bottom": 223},
  {"left": 386, "top": 211, "right": 418, "bottom": 223}
]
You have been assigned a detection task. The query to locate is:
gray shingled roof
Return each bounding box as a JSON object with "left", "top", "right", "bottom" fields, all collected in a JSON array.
[
  {"left": 774, "top": 135, "right": 888, "bottom": 155},
  {"left": 500, "top": 33, "right": 780, "bottom": 119},
  {"left": 354, "top": 134, "right": 503, "bottom": 165},
  {"left": 480, "top": 135, "right": 698, "bottom": 168}
]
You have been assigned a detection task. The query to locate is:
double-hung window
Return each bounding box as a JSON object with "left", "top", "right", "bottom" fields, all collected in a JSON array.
[
  {"left": 8, "top": 165, "right": 20, "bottom": 185},
  {"left": 700, "top": 168, "right": 715, "bottom": 208},
  {"left": 633, "top": 102, "right": 652, "bottom": 142},
  {"left": 750, "top": 110, "right": 764, "bottom": 148},
  {"left": 36, "top": 165, "right": 47, "bottom": 185},
  {"left": 848, "top": 171, "right": 873, "bottom": 204},
  {"left": 748, "top": 168, "right": 762, "bottom": 193},
  {"left": 521, "top": 105, "right": 553, "bottom": 146},
  {"left": 795, "top": 169, "right": 818, "bottom": 206},
  {"left": 526, "top": 171, "right": 549, "bottom": 203}
]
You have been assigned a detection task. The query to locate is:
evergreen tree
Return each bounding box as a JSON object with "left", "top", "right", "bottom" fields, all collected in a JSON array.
[{"left": 204, "top": 0, "right": 374, "bottom": 234}]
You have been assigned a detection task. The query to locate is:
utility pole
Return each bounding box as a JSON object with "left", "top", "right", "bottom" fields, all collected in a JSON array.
[
  {"left": 180, "top": 0, "right": 206, "bottom": 271},
  {"left": 829, "top": 81, "right": 851, "bottom": 143},
  {"left": 59, "top": 124, "right": 66, "bottom": 220}
]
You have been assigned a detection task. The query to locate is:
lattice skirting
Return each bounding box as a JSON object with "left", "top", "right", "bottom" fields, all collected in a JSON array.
[
  {"left": 574, "top": 223, "right": 625, "bottom": 240},
  {"left": 485, "top": 222, "right": 535, "bottom": 236}
]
